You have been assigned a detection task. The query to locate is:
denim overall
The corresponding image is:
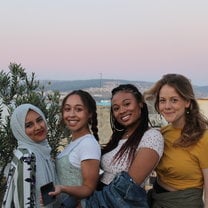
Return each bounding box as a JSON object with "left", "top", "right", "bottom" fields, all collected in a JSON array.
[
  {"left": 56, "top": 141, "right": 85, "bottom": 208},
  {"left": 86, "top": 171, "right": 149, "bottom": 208}
]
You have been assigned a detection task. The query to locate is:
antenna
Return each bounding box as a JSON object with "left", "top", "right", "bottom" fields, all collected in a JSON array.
[{"left": 99, "top": 72, "right": 102, "bottom": 88}]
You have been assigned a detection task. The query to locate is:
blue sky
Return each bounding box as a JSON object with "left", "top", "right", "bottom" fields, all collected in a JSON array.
[{"left": 1, "top": 0, "right": 208, "bottom": 86}]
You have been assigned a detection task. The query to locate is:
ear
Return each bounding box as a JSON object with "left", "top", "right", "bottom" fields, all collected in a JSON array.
[
  {"left": 185, "top": 100, "right": 191, "bottom": 108},
  {"left": 88, "top": 113, "right": 93, "bottom": 124},
  {"left": 139, "top": 103, "right": 143, "bottom": 108}
]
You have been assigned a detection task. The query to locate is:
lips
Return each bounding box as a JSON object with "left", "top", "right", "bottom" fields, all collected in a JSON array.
[
  {"left": 35, "top": 129, "right": 45, "bottom": 136},
  {"left": 163, "top": 112, "right": 174, "bottom": 116},
  {"left": 121, "top": 114, "right": 130, "bottom": 122}
]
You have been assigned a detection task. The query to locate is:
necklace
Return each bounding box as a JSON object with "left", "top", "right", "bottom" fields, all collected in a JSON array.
[{"left": 123, "top": 131, "right": 129, "bottom": 139}]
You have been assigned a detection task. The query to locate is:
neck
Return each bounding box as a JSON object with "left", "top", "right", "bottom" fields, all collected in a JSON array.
[
  {"left": 71, "top": 130, "right": 91, "bottom": 141},
  {"left": 122, "top": 130, "right": 133, "bottom": 139}
]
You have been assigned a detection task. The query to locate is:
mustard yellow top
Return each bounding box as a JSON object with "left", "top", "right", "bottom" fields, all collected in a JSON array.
[{"left": 156, "top": 125, "right": 208, "bottom": 190}]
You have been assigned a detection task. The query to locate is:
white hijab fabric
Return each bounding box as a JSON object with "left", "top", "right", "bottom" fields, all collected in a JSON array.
[{"left": 10, "top": 103, "right": 57, "bottom": 207}]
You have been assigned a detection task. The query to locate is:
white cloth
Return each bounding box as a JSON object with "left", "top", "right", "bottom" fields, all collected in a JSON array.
[
  {"left": 101, "top": 128, "right": 164, "bottom": 185},
  {"left": 57, "top": 134, "right": 101, "bottom": 168}
]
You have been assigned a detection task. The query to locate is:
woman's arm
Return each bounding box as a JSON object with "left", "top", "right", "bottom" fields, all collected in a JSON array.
[
  {"left": 128, "top": 147, "right": 159, "bottom": 185},
  {"left": 128, "top": 129, "right": 163, "bottom": 185}
]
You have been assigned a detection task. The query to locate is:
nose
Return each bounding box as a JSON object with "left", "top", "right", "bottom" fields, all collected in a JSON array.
[
  {"left": 164, "top": 100, "right": 172, "bottom": 109},
  {"left": 34, "top": 122, "right": 42, "bottom": 130},
  {"left": 119, "top": 105, "right": 126, "bottom": 113},
  {"left": 68, "top": 109, "right": 76, "bottom": 116}
]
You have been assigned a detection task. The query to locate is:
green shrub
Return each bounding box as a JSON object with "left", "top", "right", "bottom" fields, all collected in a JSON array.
[{"left": 0, "top": 63, "right": 70, "bottom": 204}]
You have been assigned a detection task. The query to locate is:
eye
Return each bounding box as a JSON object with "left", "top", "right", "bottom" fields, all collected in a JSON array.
[
  {"left": 112, "top": 106, "right": 119, "bottom": 112},
  {"left": 170, "top": 98, "right": 179, "bottom": 103},
  {"left": 36, "top": 116, "right": 44, "bottom": 123},
  {"left": 75, "top": 107, "right": 83, "bottom": 112},
  {"left": 124, "top": 101, "right": 130, "bottom": 107},
  {"left": 25, "top": 122, "right": 33, "bottom": 128},
  {"left": 159, "top": 98, "right": 166, "bottom": 104},
  {"left": 64, "top": 106, "right": 71, "bottom": 112}
]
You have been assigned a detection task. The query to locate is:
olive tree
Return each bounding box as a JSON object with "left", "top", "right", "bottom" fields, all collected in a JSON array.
[{"left": 0, "top": 63, "right": 70, "bottom": 203}]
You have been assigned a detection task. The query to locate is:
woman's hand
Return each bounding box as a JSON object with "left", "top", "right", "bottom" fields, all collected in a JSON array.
[{"left": 48, "top": 185, "right": 63, "bottom": 197}]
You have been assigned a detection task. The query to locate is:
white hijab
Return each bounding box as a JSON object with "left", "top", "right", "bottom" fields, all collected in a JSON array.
[{"left": 10, "top": 103, "right": 57, "bottom": 206}]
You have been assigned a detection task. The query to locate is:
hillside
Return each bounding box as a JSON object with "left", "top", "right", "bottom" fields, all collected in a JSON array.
[
  {"left": 40, "top": 79, "right": 208, "bottom": 99},
  {"left": 40, "top": 79, "right": 208, "bottom": 144}
]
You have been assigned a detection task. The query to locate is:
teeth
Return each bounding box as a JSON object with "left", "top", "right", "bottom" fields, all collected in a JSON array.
[
  {"left": 69, "top": 120, "right": 77, "bottom": 124},
  {"left": 121, "top": 115, "right": 129, "bottom": 121},
  {"left": 68, "top": 121, "right": 78, "bottom": 125}
]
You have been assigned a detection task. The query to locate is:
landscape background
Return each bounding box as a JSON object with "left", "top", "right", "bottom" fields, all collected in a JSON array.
[
  {"left": 41, "top": 78, "right": 208, "bottom": 143},
  {"left": 41, "top": 79, "right": 208, "bottom": 99}
]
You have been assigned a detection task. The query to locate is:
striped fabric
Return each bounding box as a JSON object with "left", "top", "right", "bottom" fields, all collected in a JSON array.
[{"left": 2, "top": 148, "right": 36, "bottom": 208}]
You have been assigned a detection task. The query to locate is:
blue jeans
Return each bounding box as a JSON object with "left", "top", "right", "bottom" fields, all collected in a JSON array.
[
  {"left": 86, "top": 171, "right": 149, "bottom": 208},
  {"left": 59, "top": 194, "right": 78, "bottom": 208}
]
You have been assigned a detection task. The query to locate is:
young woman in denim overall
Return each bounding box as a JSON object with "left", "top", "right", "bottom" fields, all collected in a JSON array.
[{"left": 48, "top": 90, "right": 101, "bottom": 208}]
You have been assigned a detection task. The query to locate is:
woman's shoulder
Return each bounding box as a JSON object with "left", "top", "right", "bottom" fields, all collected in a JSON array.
[
  {"left": 14, "top": 148, "right": 35, "bottom": 160},
  {"left": 142, "top": 128, "right": 164, "bottom": 145},
  {"left": 144, "top": 128, "right": 163, "bottom": 138},
  {"left": 160, "top": 124, "right": 178, "bottom": 134},
  {"left": 140, "top": 128, "right": 164, "bottom": 157},
  {"left": 198, "top": 129, "right": 208, "bottom": 144},
  {"left": 81, "top": 134, "right": 99, "bottom": 143},
  {"left": 78, "top": 134, "right": 100, "bottom": 149}
]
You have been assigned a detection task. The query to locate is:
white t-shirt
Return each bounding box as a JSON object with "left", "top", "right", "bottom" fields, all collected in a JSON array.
[
  {"left": 57, "top": 134, "right": 101, "bottom": 168},
  {"left": 100, "top": 128, "right": 164, "bottom": 185}
]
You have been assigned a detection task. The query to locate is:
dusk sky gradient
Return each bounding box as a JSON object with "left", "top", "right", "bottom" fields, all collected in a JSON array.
[{"left": 1, "top": 0, "right": 208, "bottom": 86}]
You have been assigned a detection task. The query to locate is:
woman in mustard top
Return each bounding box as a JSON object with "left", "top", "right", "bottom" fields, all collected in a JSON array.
[{"left": 144, "top": 74, "right": 208, "bottom": 208}]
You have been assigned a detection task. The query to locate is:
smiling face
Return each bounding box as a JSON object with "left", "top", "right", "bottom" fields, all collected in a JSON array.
[
  {"left": 111, "top": 91, "right": 142, "bottom": 132},
  {"left": 25, "top": 110, "right": 47, "bottom": 143},
  {"left": 62, "top": 94, "right": 91, "bottom": 139},
  {"left": 158, "top": 84, "right": 190, "bottom": 128}
]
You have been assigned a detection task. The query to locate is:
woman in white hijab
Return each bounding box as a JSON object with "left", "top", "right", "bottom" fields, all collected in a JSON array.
[{"left": 2, "top": 103, "right": 58, "bottom": 208}]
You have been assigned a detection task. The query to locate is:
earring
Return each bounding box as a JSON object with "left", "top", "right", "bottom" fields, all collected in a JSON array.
[{"left": 113, "top": 126, "right": 125, "bottom": 132}]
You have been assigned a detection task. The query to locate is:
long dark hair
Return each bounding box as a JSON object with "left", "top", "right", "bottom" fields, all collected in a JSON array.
[
  {"left": 61, "top": 90, "right": 99, "bottom": 141},
  {"left": 102, "top": 84, "right": 150, "bottom": 164}
]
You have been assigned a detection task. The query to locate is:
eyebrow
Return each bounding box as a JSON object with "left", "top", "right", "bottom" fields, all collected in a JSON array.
[{"left": 64, "top": 104, "right": 84, "bottom": 107}]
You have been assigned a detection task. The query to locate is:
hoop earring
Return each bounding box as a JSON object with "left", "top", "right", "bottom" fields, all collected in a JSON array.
[{"left": 113, "top": 126, "right": 125, "bottom": 132}]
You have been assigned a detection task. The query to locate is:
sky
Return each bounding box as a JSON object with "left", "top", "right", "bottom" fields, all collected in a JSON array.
[{"left": 1, "top": 0, "right": 208, "bottom": 86}]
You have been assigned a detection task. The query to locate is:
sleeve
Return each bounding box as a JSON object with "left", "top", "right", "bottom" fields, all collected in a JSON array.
[
  {"left": 138, "top": 128, "right": 164, "bottom": 159},
  {"left": 196, "top": 131, "right": 208, "bottom": 169},
  {"left": 79, "top": 137, "right": 101, "bottom": 161},
  {"left": 2, "top": 149, "right": 36, "bottom": 208}
]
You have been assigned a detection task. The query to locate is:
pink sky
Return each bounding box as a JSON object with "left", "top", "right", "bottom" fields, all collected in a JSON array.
[{"left": 1, "top": 0, "right": 208, "bottom": 86}]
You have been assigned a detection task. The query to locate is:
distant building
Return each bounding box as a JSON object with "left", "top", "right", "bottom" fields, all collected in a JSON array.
[{"left": 96, "top": 100, "right": 111, "bottom": 106}]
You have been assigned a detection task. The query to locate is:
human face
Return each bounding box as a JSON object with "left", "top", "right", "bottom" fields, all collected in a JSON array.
[
  {"left": 111, "top": 91, "right": 142, "bottom": 132},
  {"left": 63, "top": 94, "right": 91, "bottom": 139},
  {"left": 25, "top": 110, "right": 47, "bottom": 142},
  {"left": 158, "top": 84, "right": 190, "bottom": 128}
]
